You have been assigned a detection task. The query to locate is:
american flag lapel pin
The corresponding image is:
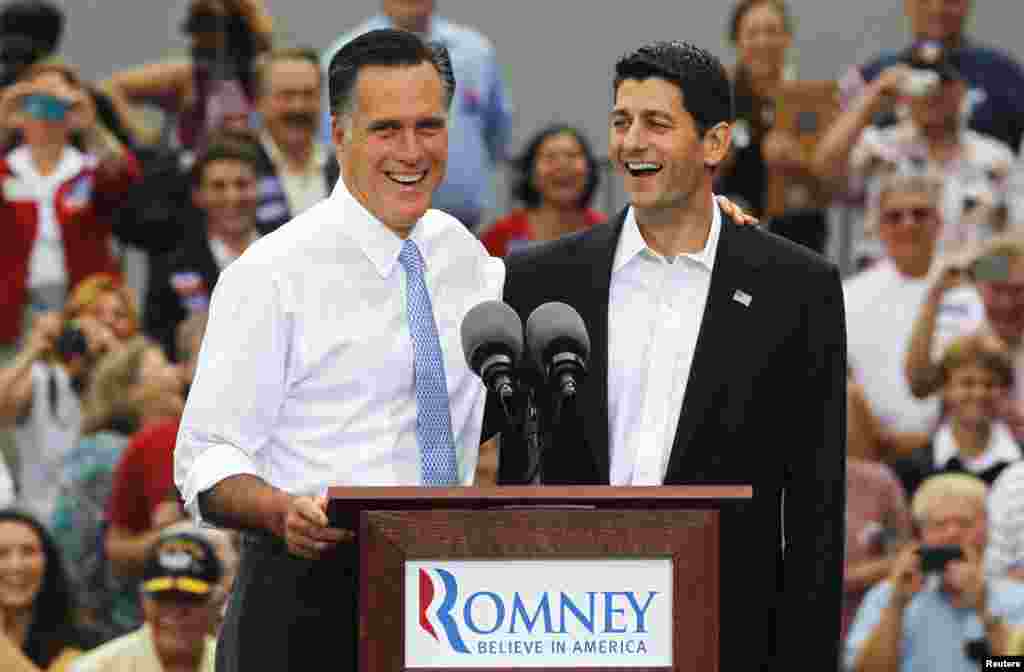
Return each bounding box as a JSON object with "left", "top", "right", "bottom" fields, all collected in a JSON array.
[{"left": 732, "top": 289, "right": 752, "bottom": 307}]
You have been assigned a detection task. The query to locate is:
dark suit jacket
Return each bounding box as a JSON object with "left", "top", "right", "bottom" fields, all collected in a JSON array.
[
  {"left": 143, "top": 228, "right": 221, "bottom": 360},
  {"left": 252, "top": 139, "right": 338, "bottom": 235},
  {"left": 487, "top": 208, "right": 847, "bottom": 671}
]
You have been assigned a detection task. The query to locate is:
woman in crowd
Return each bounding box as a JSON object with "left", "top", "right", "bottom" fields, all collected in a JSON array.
[
  {"left": 102, "top": 0, "right": 272, "bottom": 151},
  {"left": 481, "top": 124, "right": 604, "bottom": 257},
  {"left": 0, "top": 273, "right": 137, "bottom": 524},
  {"left": 0, "top": 509, "right": 93, "bottom": 671},
  {"left": 893, "top": 332, "right": 1021, "bottom": 498},
  {"left": 714, "top": 0, "right": 828, "bottom": 253},
  {"left": 0, "top": 61, "right": 140, "bottom": 351},
  {"left": 50, "top": 335, "right": 185, "bottom": 641}
]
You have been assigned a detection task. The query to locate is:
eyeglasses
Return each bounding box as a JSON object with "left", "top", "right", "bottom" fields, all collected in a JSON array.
[{"left": 880, "top": 207, "right": 936, "bottom": 226}]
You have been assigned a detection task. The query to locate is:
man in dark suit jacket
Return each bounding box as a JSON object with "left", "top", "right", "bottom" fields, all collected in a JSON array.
[
  {"left": 144, "top": 134, "right": 262, "bottom": 358},
  {"left": 487, "top": 40, "right": 847, "bottom": 672}
]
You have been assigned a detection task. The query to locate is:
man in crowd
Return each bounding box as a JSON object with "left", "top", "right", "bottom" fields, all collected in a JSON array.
[
  {"left": 143, "top": 131, "right": 261, "bottom": 359},
  {"left": 70, "top": 529, "right": 222, "bottom": 671},
  {"left": 251, "top": 47, "right": 336, "bottom": 233},
  {"left": 846, "top": 473, "right": 1024, "bottom": 670},
  {"left": 838, "top": 0, "right": 1024, "bottom": 152}
]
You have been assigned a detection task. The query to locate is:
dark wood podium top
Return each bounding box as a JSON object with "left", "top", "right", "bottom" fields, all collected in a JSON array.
[{"left": 327, "top": 485, "right": 752, "bottom": 520}]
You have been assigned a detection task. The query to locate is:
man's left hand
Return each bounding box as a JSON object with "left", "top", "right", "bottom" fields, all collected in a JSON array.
[{"left": 715, "top": 195, "right": 759, "bottom": 226}]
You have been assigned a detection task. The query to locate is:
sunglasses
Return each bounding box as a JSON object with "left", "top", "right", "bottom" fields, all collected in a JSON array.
[{"left": 21, "top": 93, "right": 72, "bottom": 122}]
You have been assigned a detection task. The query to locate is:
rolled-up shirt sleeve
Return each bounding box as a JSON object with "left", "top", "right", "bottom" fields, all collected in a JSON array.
[{"left": 174, "top": 258, "right": 290, "bottom": 523}]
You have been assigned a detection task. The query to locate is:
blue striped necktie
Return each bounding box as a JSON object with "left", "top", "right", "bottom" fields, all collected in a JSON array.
[{"left": 399, "top": 238, "right": 459, "bottom": 485}]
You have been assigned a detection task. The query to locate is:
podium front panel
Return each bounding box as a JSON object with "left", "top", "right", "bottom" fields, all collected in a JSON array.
[{"left": 359, "top": 507, "right": 720, "bottom": 672}]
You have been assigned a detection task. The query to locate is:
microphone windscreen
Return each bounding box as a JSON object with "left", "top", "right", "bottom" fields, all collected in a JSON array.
[
  {"left": 525, "top": 302, "right": 590, "bottom": 366},
  {"left": 460, "top": 300, "right": 524, "bottom": 371}
]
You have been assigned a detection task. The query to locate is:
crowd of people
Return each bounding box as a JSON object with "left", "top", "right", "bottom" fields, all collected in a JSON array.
[{"left": 0, "top": 0, "right": 1020, "bottom": 669}]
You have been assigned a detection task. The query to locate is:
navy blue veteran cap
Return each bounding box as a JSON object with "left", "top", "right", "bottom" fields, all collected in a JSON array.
[
  {"left": 901, "top": 40, "right": 963, "bottom": 82},
  {"left": 141, "top": 531, "right": 223, "bottom": 597}
]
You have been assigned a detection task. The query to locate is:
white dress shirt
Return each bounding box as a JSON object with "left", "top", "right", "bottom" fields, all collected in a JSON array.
[
  {"left": 175, "top": 178, "right": 505, "bottom": 521},
  {"left": 607, "top": 201, "right": 722, "bottom": 486}
]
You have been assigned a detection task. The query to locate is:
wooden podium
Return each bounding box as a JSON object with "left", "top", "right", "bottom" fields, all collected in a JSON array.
[{"left": 328, "top": 485, "right": 752, "bottom": 672}]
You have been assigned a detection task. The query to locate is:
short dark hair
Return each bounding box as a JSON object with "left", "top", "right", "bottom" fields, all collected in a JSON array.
[
  {"left": 613, "top": 40, "right": 734, "bottom": 135},
  {"left": 0, "top": 1, "right": 63, "bottom": 57},
  {"left": 191, "top": 129, "right": 262, "bottom": 187},
  {"left": 254, "top": 46, "right": 321, "bottom": 98},
  {"left": 327, "top": 28, "right": 455, "bottom": 119},
  {"left": 513, "top": 124, "right": 600, "bottom": 210}
]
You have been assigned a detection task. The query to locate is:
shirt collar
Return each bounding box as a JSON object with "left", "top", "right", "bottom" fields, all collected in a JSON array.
[
  {"left": 374, "top": 13, "right": 449, "bottom": 44},
  {"left": 612, "top": 196, "right": 722, "bottom": 274},
  {"left": 209, "top": 229, "right": 260, "bottom": 270},
  {"left": 330, "top": 176, "right": 432, "bottom": 278},
  {"left": 933, "top": 421, "right": 1022, "bottom": 470},
  {"left": 259, "top": 129, "right": 326, "bottom": 174}
]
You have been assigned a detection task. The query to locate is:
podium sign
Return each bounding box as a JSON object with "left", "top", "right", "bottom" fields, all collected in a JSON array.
[{"left": 405, "top": 559, "right": 674, "bottom": 668}]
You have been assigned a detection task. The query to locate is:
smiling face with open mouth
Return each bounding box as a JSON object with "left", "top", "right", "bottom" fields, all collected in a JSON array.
[
  {"left": 334, "top": 61, "right": 448, "bottom": 237},
  {"left": 610, "top": 77, "right": 711, "bottom": 218}
]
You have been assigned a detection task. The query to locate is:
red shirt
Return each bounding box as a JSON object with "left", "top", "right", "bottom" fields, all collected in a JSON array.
[
  {"left": 106, "top": 418, "right": 180, "bottom": 532},
  {"left": 481, "top": 208, "right": 606, "bottom": 257}
]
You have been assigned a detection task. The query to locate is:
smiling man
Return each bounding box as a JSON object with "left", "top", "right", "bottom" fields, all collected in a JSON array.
[
  {"left": 173, "top": 29, "right": 504, "bottom": 671},
  {"left": 487, "top": 40, "right": 847, "bottom": 672}
]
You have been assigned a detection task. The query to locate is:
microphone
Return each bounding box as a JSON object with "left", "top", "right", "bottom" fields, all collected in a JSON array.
[
  {"left": 460, "top": 300, "right": 524, "bottom": 420},
  {"left": 525, "top": 302, "right": 589, "bottom": 408}
]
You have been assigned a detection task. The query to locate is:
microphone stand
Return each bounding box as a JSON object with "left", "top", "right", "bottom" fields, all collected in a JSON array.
[{"left": 520, "top": 386, "right": 543, "bottom": 484}]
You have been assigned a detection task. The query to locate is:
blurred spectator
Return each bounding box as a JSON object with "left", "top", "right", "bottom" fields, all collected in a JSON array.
[
  {"left": 480, "top": 124, "right": 603, "bottom": 256},
  {"left": 322, "top": 0, "right": 512, "bottom": 231},
  {"left": 251, "top": 47, "right": 336, "bottom": 234},
  {"left": 838, "top": 0, "right": 1024, "bottom": 153},
  {"left": 815, "top": 40, "right": 1016, "bottom": 266},
  {"left": 844, "top": 172, "right": 984, "bottom": 459},
  {"left": 70, "top": 530, "right": 220, "bottom": 671},
  {"left": 906, "top": 234, "right": 1024, "bottom": 437},
  {"left": 102, "top": 0, "right": 272, "bottom": 153},
  {"left": 0, "top": 62, "right": 141, "bottom": 349},
  {"left": 0, "top": 1, "right": 137, "bottom": 151},
  {"left": 143, "top": 131, "right": 260, "bottom": 359},
  {"left": 104, "top": 313, "right": 208, "bottom": 602},
  {"left": 714, "top": 0, "right": 827, "bottom": 253},
  {"left": 987, "top": 461, "right": 1024, "bottom": 582},
  {"left": 845, "top": 473, "right": 1024, "bottom": 670},
  {"left": 50, "top": 336, "right": 185, "bottom": 641},
  {"left": 892, "top": 333, "right": 1019, "bottom": 497},
  {"left": 159, "top": 521, "right": 238, "bottom": 635},
  {"left": 844, "top": 379, "right": 915, "bottom": 642},
  {"left": 0, "top": 273, "right": 137, "bottom": 524},
  {"left": 0, "top": 509, "right": 94, "bottom": 671}
]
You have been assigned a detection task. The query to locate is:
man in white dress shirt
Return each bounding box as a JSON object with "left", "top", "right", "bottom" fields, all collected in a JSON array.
[{"left": 173, "top": 29, "right": 503, "bottom": 671}]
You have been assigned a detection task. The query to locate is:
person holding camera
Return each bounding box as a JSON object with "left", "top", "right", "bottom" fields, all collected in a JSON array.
[
  {"left": 906, "top": 234, "right": 1024, "bottom": 440},
  {"left": 845, "top": 473, "right": 1024, "bottom": 671},
  {"left": 0, "top": 61, "right": 141, "bottom": 356},
  {"left": 0, "top": 273, "right": 136, "bottom": 523},
  {"left": 813, "top": 40, "right": 1016, "bottom": 269}
]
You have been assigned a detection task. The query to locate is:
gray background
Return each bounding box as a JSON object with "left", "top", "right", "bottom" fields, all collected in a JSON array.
[{"left": 49, "top": 1, "right": 1023, "bottom": 217}]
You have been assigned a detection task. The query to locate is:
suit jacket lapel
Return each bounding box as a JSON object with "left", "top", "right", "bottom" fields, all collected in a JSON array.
[
  {"left": 664, "top": 215, "right": 764, "bottom": 481},
  {"left": 575, "top": 209, "right": 627, "bottom": 482}
]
